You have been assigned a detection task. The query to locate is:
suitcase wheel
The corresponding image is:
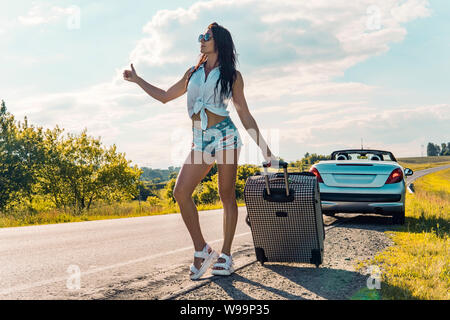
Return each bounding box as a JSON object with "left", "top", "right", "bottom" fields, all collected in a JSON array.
[
  {"left": 245, "top": 215, "right": 251, "bottom": 227},
  {"left": 310, "top": 249, "right": 322, "bottom": 267},
  {"left": 255, "top": 247, "right": 268, "bottom": 266}
]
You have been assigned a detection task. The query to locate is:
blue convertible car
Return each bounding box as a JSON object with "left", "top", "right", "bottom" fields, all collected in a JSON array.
[{"left": 309, "top": 149, "right": 414, "bottom": 224}]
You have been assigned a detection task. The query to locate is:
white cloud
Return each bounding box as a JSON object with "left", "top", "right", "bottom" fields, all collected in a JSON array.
[
  {"left": 278, "top": 103, "right": 449, "bottom": 158},
  {"left": 17, "top": 2, "right": 78, "bottom": 26},
  {"left": 10, "top": 0, "right": 437, "bottom": 168},
  {"left": 253, "top": 100, "right": 368, "bottom": 115},
  {"left": 390, "top": 0, "right": 432, "bottom": 23}
]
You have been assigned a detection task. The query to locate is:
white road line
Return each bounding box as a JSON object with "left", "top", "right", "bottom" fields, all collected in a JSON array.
[{"left": 0, "top": 232, "right": 252, "bottom": 296}]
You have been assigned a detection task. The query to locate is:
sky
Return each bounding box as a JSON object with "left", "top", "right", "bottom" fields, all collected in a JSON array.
[{"left": 1, "top": 0, "right": 449, "bottom": 169}]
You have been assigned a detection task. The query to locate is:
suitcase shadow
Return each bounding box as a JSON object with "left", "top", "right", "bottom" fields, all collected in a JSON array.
[{"left": 209, "top": 265, "right": 368, "bottom": 300}]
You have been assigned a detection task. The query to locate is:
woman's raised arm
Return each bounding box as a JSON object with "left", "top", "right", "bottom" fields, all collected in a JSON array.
[
  {"left": 163, "top": 67, "right": 194, "bottom": 104},
  {"left": 123, "top": 64, "right": 193, "bottom": 104}
]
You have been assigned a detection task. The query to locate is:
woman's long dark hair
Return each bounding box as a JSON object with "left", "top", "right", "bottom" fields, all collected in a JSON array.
[{"left": 185, "top": 22, "right": 238, "bottom": 102}]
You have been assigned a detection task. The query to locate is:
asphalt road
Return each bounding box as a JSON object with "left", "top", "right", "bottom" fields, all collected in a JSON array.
[
  {"left": 405, "top": 164, "right": 450, "bottom": 185},
  {"left": 0, "top": 206, "right": 257, "bottom": 299},
  {"left": 0, "top": 164, "right": 448, "bottom": 300}
]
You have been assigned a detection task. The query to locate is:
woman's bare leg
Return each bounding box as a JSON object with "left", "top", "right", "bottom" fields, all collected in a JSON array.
[
  {"left": 173, "top": 150, "right": 215, "bottom": 273},
  {"left": 213, "top": 147, "right": 241, "bottom": 270}
]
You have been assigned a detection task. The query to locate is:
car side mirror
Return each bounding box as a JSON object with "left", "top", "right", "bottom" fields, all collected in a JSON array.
[{"left": 404, "top": 168, "right": 414, "bottom": 176}]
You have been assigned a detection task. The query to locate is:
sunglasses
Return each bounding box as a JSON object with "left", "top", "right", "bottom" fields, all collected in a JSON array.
[{"left": 198, "top": 33, "right": 213, "bottom": 42}]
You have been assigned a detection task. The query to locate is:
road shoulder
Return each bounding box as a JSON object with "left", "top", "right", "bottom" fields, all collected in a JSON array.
[{"left": 171, "top": 214, "right": 394, "bottom": 300}]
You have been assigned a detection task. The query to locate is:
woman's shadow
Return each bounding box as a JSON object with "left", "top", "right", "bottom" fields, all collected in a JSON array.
[
  {"left": 208, "top": 213, "right": 417, "bottom": 300},
  {"left": 208, "top": 265, "right": 369, "bottom": 300}
]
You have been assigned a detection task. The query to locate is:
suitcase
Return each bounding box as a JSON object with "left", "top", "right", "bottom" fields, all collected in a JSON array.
[{"left": 244, "top": 160, "right": 325, "bottom": 267}]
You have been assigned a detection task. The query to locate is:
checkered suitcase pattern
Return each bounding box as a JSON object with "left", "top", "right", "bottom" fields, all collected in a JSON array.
[{"left": 244, "top": 164, "right": 325, "bottom": 267}]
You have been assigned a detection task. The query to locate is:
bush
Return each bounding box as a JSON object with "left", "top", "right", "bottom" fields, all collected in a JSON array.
[
  {"left": 198, "top": 174, "right": 219, "bottom": 204},
  {"left": 163, "top": 178, "right": 177, "bottom": 203},
  {"left": 146, "top": 196, "right": 162, "bottom": 207}
]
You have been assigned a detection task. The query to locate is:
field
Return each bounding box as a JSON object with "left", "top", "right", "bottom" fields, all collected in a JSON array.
[
  {"left": 356, "top": 168, "right": 450, "bottom": 299},
  {"left": 397, "top": 155, "right": 450, "bottom": 163},
  {"left": 0, "top": 192, "right": 247, "bottom": 228},
  {"left": 398, "top": 155, "right": 450, "bottom": 172}
]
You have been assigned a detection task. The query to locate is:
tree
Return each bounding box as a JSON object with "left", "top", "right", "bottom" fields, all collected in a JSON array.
[
  {"left": 427, "top": 142, "right": 440, "bottom": 156},
  {"left": 163, "top": 178, "right": 177, "bottom": 204},
  {"left": 440, "top": 143, "right": 448, "bottom": 156},
  {"left": 201, "top": 163, "right": 217, "bottom": 183},
  {"left": 152, "top": 177, "right": 162, "bottom": 184},
  {"left": 135, "top": 182, "right": 153, "bottom": 202},
  {"left": 237, "top": 164, "right": 260, "bottom": 182},
  {"left": 426, "top": 143, "right": 434, "bottom": 156},
  {"left": 198, "top": 173, "right": 219, "bottom": 204},
  {"left": 38, "top": 125, "right": 68, "bottom": 209},
  {"left": 289, "top": 153, "right": 330, "bottom": 171},
  {"left": 15, "top": 116, "right": 47, "bottom": 212},
  {"left": 0, "top": 100, "right": 21, "bottom": 211},
  {"left": 38, "top": 127, "right": 142, "bottom": 214},
  {"left": 146, "top": 195, "right": 162, "bottom": 207},
  {"left": 1, "top": 100, "right": 146, "bottom": 216},
  {"left": 169, "top": 171, "right": 178, "bottom": 180},
  {"left": 90, "top": 139, "right": 142, "bottom": 211},
  {"left": 235, "top": 179, "right": 245, "bottom": 200},
  {"left": 0, "top": 101, "right": 43, "bottom": 212}
]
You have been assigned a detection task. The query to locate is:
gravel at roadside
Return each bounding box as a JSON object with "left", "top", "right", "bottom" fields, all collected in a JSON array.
[{"left": 172, "top": 214, "right": 394, "bottom": 300}]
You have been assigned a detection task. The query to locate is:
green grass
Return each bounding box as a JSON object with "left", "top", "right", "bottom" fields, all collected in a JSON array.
[
  {"left": 0, "top": 196, "right": 247, "bottom": 228},
  {"left": 355, "top": 168, "right": 450, "bottom": 300}
]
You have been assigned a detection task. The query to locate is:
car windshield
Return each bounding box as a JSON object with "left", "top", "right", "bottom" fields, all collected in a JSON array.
[{"left": 331, "top": 150, "right": 396, "bottom": 161}]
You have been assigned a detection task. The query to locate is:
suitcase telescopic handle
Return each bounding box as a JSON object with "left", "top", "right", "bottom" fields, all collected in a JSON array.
[{"left": 262, "top": 160, "right": 290, "bottom": 196}]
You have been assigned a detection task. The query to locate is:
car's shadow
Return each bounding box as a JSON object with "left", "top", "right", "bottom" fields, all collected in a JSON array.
[
  {"left": 328, "top": 213, "right": 398, "bottom": 232},
  {"left": 328, "top": 213, "right": 448, "bottom": 237}
]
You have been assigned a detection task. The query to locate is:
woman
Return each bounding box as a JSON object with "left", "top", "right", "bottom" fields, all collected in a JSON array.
[{"left": 124, "top": 22, "right": 277, "bottom": 279}]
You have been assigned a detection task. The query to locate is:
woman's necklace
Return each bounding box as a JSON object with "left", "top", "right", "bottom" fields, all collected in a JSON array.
[{"left": 205, "top": 61, "right": 218, "bottom": 72}]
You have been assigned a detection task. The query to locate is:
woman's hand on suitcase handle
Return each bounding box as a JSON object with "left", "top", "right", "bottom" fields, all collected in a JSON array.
[{"left": 263, "top": 154, "right": 280, "bottom": 168}]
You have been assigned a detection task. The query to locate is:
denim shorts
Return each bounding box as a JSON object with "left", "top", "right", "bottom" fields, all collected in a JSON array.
[{"left": 191, "top": 116, "right": 243, "bottom": 156}]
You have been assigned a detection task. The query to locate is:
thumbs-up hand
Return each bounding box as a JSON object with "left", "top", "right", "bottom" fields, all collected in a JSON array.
[{"left": 123, "top": 63, "right": 139, "bottom": 83}]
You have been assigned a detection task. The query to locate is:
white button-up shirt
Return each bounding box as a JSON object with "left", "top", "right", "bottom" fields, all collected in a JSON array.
[{"left": 187, "top": 62, "right": 232, "bottom": 130}]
